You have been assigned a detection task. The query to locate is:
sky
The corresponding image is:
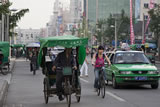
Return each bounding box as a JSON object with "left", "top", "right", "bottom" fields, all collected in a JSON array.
[{"left": 10, "top": 0, "right": 70, "bottom": 29}]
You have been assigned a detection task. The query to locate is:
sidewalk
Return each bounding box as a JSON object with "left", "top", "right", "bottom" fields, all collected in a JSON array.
[{"left": 0, "top": 58, "right": 15, "bottom": 107}]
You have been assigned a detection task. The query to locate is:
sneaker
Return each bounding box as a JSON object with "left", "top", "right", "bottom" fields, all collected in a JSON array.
[{"left": 58, "top": 95, "right": 64, "bottom": 101}]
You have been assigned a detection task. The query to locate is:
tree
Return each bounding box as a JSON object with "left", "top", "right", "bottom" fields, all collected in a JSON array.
[
  {"left": 104, "top": 10, "right": 130, "bottom": 46},
  {"left": 0, "top": 2, "right": 11, "bottom": 16},
  {"left": 95, "top": 19, "right": 107, "bottom": 45},
  {"left": 9, "top": 9, "right": 29, "bottom": 30},
  {"left": 148, "top": 4, "right": 160, "bottom": 41},
  {"left": 0, "top": 1, "right": 29, "bottom": 37},
  {"left": 148, "top": 4, "right": 160, "bottom": 59}
]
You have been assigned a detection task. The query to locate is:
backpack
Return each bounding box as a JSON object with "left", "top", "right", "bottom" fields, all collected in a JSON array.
[{"left": 96, "top": 53, "right": 105, "bottom": 60}]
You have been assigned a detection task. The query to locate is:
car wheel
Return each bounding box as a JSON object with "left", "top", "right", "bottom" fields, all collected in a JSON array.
[
  {"left": 151, "top": 82, "right": 159, "bottom": 89},
  {"left": 112, "top": 76, "right": 119, "bottom": 89}
]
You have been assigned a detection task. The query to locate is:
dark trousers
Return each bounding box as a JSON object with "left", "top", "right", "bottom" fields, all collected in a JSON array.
[{"left": 56, "top": 71, "right": 63, "bottom": 96}]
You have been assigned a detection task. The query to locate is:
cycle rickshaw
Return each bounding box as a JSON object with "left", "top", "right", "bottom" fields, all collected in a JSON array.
[
  {"left": 11, "top": 44, "right": 25, "bottom": 58},
  {"left": 38, "top": 35, "right": 88, "bottom": 107},
  {"left": 0, "top": 42, "right": 10, "bottom": 75}
]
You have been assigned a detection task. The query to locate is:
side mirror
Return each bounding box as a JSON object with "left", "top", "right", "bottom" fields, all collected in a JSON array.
[{"left": 150, "top": 58, "right": 155, "bottom": 64}]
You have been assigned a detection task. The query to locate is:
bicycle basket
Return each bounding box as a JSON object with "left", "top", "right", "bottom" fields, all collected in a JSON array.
[{"left": 62, "top": 67, "right": 72, "bottom": 76}]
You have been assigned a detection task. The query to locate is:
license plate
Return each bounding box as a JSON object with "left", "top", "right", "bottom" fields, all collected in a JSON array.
[{"left": 135, "top": 77, "right": 147, "bottom": 80}]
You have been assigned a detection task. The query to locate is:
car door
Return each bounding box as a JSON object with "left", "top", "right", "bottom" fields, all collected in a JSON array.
[{"left": 106, "top": 53, "right": 115, "bottom": 81}]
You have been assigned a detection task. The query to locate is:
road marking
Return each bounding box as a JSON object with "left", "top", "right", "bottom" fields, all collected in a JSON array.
[
  {"left": 79, "top": 78, "right": 126, "bottom": 102},
  {"left": 106, "top": 91, "right": 126, "bottom": 102},
  {"left": 80, "top": 78, "right": 89, "bottom": 83}
]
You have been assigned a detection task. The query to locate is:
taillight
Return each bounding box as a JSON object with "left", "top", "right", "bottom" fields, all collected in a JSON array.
[{"left": 0, "top": 61, "right": 2, "bottom": 65}]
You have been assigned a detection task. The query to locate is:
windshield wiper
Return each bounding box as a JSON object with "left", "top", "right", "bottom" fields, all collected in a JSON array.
[{"left": 128, "top": 62, "right": 149, "bottom": 64}]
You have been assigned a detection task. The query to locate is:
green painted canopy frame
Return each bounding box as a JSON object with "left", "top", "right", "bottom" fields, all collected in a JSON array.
[
  {"left": 38, "top": 35, "right": 88, "bottom": 67},
  {"left": 0, "top": 42, "right": 10, "bottom": 63}
]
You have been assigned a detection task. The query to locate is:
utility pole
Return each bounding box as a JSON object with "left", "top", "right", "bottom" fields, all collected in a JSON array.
[
  {"left": 115, "top": 19, "right": 117, "bottom": 49},
  {"left": 96, "top": 0, "right": 98, "bottom": 24},
  {"left": 96, "top": 0, "right": 98, "bottom": 45},
  {"left": 142, "top": 14, "right": 145, "bottom": 43}
]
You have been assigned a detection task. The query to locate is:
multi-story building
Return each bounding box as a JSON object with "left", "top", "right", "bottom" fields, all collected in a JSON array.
[
  {"left": 139, "top": 0, "right": 160, "bottom": 21},
  {"left": 87, "top": 0, "right": 133, "bottom": 24},
  {"left": 46, "top": 15, "right": 55, "bottom": 37},
  {"left": 15, "top": 28, "right": 40, "bottom": 44},
  {"left": 70, "top": 0, "right": 82, "bottom": 24}
]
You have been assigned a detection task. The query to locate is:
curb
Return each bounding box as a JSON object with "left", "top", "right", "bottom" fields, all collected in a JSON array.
[
  {"left": 0, "top": 59, "right": 15, "bottom": 107},
  {"left": 0, "top": 80, "right": 9, "bottom": 107}
]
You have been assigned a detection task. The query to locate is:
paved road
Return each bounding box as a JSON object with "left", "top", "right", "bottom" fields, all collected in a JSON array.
[{"left": 4, "top": 58, "right": 160, "bottom": 107}]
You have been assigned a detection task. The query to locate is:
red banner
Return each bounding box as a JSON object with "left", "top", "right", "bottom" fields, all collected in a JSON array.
[{"left": 130, "top": 0, "right": 135, "bottom": 45}]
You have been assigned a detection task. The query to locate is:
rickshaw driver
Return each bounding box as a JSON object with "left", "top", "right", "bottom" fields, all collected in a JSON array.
[{"left": 52, "top": 48, "right": 77, "bottom": 101}]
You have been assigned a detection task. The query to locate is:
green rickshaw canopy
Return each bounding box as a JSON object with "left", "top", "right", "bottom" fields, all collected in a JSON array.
[
  {"left": 38, "top": 35, "right": 88, "bottom": 67},
  {"left": 11, "top": 44, "right": 25, "bottom": 48},
  {"left": 0, "top": 41, "right": 10, "bottom": 63}
]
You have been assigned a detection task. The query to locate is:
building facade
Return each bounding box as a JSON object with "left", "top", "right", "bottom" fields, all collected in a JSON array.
[
  {"left": 15, "top": 28, "right": 40, "bottom": 44},
  {"left": 88, "top": 0, "right": 132, "bottom": 24},
  {"left": 139, "top": 0, "right": 160, "bottom": 21}
]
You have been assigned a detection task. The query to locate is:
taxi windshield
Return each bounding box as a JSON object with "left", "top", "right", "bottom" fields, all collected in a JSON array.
[{"left": 114, "top": 52, "right": 150, "bottom": 64}]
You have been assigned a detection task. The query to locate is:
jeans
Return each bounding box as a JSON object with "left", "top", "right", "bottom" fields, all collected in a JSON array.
[{"left": 94, "top": 67, "right": 107, "bottom": 89}]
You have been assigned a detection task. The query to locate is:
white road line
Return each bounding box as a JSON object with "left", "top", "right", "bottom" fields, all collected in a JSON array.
[
  {"left": 80, "top": 78, "right": 89, "bottom": 83},
  {"left": 79, "top": 78, "right": 126, "bottom": 102},
  {"left": 106, "top": 91, "right": 126, "bottom": 102}
]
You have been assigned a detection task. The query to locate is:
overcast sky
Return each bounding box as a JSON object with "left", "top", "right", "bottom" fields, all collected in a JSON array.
[{"left": 10, "top": 0, "right": 70, "bottom": 29}]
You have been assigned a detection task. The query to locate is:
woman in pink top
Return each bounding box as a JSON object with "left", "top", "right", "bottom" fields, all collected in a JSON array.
[{"left": 92, "top": 46, "right": 111, "bottom": 91}]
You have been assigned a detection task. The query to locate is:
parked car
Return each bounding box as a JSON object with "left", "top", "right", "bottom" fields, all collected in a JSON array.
[{"left": 105, "top": 50, "right": 160, "bottom": 89}]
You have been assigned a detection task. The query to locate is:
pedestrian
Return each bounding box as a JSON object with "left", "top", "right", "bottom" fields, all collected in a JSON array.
[{"left": 80, "top": 57, "right": 89, "bottom": 77}]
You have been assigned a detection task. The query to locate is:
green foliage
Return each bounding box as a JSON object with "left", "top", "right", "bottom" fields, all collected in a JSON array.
[
  {"left": 0, "top": 1, "right": 29, "bottom": 37},
  {"left": 9, "top": 9, "right": 29, "bottom": 30},
  {"left": 148, "top": 4, "right": 160, "bottom": 39},
  {"left": 95, "top": 10, "right": 130, "bottom": 45},
  {"left": 0, "top": 2, "right": 11, "bottom": 15}
]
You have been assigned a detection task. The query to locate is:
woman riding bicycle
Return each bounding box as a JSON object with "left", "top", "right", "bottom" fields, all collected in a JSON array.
[{"left": 92, "top": 46, "right": 111, "bottom": 91}]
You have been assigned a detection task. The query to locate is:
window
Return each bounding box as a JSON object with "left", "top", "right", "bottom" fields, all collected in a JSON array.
[
  {"left": 144, "top": 15, "right": 148, "bottom": 20},
  {"left": 31, "top": 34, "right": 33, "bottom": 38},
  {"left": 144, "top": 3, "right": 149, "bottom": 8},
  {"left": 154, "top": 3, "right": 157, "bottom": 8}
]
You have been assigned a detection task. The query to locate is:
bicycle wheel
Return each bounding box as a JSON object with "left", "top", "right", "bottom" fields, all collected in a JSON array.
[
  {"left": 100, "top": 76, "right": 105, "bottom": 98},
  {"left": 66, "top": 80, "right": 71, "bottom": 107},
  {"left": 97, "top": 80, "right": 100, "bottom": 96},
  {"left": 44, "top": 78, "right": 49, "bottom": 104}
]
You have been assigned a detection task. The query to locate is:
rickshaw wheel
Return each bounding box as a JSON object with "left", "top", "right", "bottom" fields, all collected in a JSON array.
[
  {"left": 8, "top": 63, "right": 10, "bottom": 72},
  {"left": 44, "top": 78, "right": 49, "bottom": 104},
  {"left": 76, "top": 88, "right": 81, "bottom": 102},
  {"left": 33, "top": 70, "right": 36, "bottom": 75},
  {"left": 65, "top": 81, "right": 71, "bottom": 107},
  {"left": 76, "top": 79, "right": 81, "bottom": 103},
  {"left": 0, "top": 68, "right": 7, "bottom": 75},
  {"left": 66, "top": 94, "right": 71, "bottom": 107}
]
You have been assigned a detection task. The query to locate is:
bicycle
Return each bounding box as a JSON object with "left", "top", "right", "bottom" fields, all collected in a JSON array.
[{"left": 97, "top": 67, "right": 105, "bottom": 98}]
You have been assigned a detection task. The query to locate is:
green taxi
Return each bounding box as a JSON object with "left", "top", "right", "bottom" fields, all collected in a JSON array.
[{"left": 106, "top": 50, "right": 159, "bottom": 89}]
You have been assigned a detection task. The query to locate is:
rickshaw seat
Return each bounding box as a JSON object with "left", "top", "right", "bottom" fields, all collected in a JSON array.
[{"left": 45, "top": 61, "right": 56, "bottom": 75}]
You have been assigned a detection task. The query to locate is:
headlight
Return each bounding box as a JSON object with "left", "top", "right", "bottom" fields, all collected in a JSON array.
[
  {"left": 148, "top": 71, "right": 159, "bottom": 74},
  {"left": 120, "top": 71, "right": 132, "bottom": 74}
]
